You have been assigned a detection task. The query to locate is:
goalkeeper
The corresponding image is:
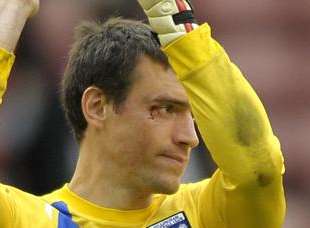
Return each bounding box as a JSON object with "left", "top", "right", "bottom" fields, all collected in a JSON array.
[{"left": 0, "top": 0, "right": 285, "bottom": 227}]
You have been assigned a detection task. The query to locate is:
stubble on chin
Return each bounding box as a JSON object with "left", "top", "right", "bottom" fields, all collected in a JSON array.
[{"left": 147, "top": 173, "right": 182, "bottom": 195}]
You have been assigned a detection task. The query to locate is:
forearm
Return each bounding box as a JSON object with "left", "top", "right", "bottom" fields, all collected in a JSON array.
[{"left": 0, "top": 0, "right": 33, "bottom": 52}]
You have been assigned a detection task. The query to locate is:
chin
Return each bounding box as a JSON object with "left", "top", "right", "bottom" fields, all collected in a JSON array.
[{"left": 151, "top": 175, "right": 182, "bottom": 195}]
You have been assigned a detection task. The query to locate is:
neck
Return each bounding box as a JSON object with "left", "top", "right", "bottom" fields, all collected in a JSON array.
[{"left": 69, "top": 138, "right": 152, "bottom": 210}]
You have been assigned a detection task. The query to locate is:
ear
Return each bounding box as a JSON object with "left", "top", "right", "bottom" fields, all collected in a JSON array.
[{"left": 81, "top": 86, "right": 107, "bottom": 129}]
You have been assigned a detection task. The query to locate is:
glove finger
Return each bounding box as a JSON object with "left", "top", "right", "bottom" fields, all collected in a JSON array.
[
  {"left": 139, "top": 0, "right": 193, "bottom": 12},
  {"left": 137, "top": 0, "right": 164, "bottom": 10},
  {"left": 144, "top": 0, "right": 179, "bottom": 17}
]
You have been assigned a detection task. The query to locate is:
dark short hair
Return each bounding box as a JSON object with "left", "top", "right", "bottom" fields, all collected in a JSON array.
[{"left": 61, "top": 18, "right": 169, "bottom": 142}]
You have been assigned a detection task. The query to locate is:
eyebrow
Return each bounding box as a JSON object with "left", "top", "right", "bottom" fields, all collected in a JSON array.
[{"left": 151, "top": 95, "right": 191, "bottom": 109}]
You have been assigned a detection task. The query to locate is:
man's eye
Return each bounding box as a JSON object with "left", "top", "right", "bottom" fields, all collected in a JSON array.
[
  {"left": 149, "top": 105, "right": 175, "bottom": 119},
  {"left": 160, "top": 105, "right": 174, "bottom": 113}
]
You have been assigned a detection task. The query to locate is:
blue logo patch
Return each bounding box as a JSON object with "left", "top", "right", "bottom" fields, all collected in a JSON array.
[{"left": 147, "top": 212, "right": 191, "bottom": 228}]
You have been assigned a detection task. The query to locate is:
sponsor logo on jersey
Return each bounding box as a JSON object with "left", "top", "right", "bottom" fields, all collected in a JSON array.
[{"left": 147, "top": 211, "right": 191, "bottom": 228}]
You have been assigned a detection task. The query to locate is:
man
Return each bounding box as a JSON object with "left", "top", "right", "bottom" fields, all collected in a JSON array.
[{"left": 0, "top": 0, "right": 285, "bottom": 227}]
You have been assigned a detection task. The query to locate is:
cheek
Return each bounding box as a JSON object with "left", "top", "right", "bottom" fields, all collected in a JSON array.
[
  {"left": 110, "top": 111, "right": 174, "bottom": 167},
  {"left": 113, "top": 120, "right": 154, "bottom": 165},
  {"left": 122, "top": 120, "right": 166, "bottom": 164}
]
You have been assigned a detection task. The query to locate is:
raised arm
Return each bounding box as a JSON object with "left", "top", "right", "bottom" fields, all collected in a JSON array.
[
  {"left": 138, "top": 1, "right": 286, "bottom": 227},
  {"left": 164, "top": 25, "right": 285, "bottom": 227},
  {"left": 0, "top": 0, "right": 39, "bottom": 103},
  {"left": 0, "top": 1, "right": 39, "bottom": 226}
]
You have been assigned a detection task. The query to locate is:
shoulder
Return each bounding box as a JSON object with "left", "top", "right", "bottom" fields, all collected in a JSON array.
[
  {"left": 0, "top": 183, "right": 35, "bottom": 201},
  {"left": 0, "top": 183, "right": 59, "bottom": 227},
  {"left": 0, "top": 183, "right": 59, "bottom": 209},
  {"left": 41, "top": 185, "right": 64, "bottom": 203}
]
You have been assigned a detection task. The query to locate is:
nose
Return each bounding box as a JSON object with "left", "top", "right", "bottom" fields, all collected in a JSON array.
[{"left": 173, "top": 113, "right": 199, "bottom": 149}]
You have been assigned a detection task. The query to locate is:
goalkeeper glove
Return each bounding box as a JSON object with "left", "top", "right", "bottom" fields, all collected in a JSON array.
[{"left": 138, "top": 0, "right": 198, "bottom": 46}]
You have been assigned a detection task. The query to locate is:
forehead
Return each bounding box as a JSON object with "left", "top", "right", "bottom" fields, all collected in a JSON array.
[{"left": 128, "top": 56, "right": 189, "bottom": 104}]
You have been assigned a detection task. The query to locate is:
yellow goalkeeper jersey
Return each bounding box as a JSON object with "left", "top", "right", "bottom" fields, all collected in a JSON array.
[{"left": 0, "top": 23, "right": 285, "bottom": 228}]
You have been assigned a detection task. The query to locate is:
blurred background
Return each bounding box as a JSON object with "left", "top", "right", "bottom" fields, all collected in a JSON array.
[{"left": 0, "top": 0, "right": 309, "bottom": 227}]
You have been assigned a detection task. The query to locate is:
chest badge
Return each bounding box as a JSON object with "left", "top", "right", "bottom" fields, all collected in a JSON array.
[{"left": 147, "top": 211, "right": 191, "bottom": 228}]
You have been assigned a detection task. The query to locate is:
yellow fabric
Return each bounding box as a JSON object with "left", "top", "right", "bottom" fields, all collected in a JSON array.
[
  {"left": 0, "top": 181, "right": 213, "bottom": 227},
  {"left": 0, "top": 184, "right": 59, "bottom": 227},
  {"left": 0, "top": 23, "right": 285, "bottom": 228},
  {"left": 0, "top": 48, "right": 15, "bottom": 104},
  {"left": 163, "top": 23, "right": 286, "bottom": 227}
]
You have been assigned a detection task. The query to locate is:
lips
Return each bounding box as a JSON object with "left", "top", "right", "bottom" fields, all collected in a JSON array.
[{"left": 158, "top": 152, "right": 188, "bottom": 166}]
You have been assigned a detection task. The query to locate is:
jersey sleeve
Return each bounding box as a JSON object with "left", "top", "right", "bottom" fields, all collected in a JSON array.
[
  {"left": 0, "top": 49, "right": 15, "bottom": 226},
  {"left": 163, "top": 24, "right": 286, "bottom": 228},
  {"left": 0, "top": 47, "right": 15, "bottom": 104}
]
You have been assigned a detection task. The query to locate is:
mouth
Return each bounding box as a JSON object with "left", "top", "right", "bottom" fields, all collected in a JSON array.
[{"left": 158, "top": 153, "right": 188, "bottom": 168}]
